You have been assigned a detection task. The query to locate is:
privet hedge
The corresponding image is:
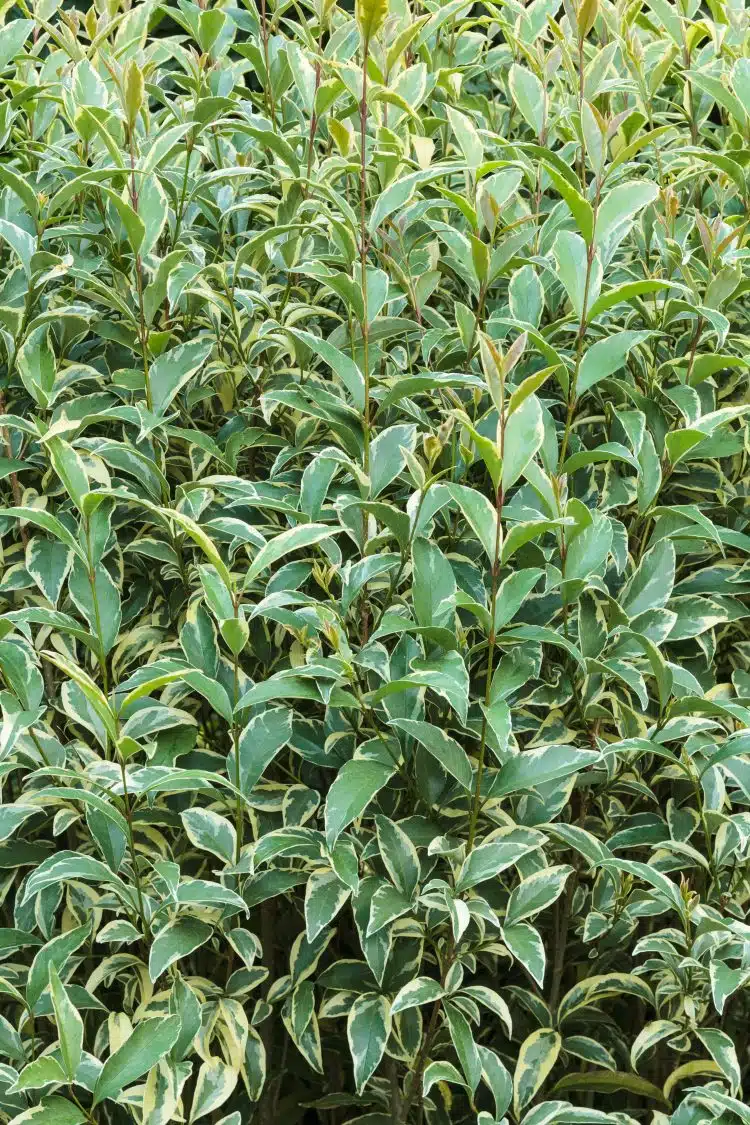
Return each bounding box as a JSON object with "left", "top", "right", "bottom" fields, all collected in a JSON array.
[{"left": 0, "top": 0, "right": 749, "bottom": 1122}]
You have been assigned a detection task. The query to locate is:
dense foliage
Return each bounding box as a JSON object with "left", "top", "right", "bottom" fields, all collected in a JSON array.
[{"left": 1, "top": 0, "right": 750, "bottom": 1122}]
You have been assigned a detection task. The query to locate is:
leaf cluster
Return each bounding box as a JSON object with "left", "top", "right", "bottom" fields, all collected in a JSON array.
[{"left": 0, "top": 0, "right": 749, "bottom": 1124}]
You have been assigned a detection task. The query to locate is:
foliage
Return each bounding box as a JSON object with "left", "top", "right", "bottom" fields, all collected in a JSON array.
[{"left": 0, "top": 0, "right": 749, "bottom": 1123}]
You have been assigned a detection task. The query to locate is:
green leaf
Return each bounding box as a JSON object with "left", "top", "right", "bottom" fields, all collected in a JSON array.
[
  {"left": 305, "top": 869, "right": 351, "bottom": 942},
  {"left": 447, "top": 107, "right": 483, "bottom": 173},
  {"left": 101, "top": 187, "right": 145, "bottom": 253},
  {"left": 389, "top": 718, "right": 472, "bottom": 790},
  {"left": 445, "top": 483, "right": 499, "bottom": 563},
  {"left": 375, "top": 815, "right": 420, "bottom": 898},
  {"left": 412, "top": 537, "right": 457, "bottom": 629},
  {"left": 696, "top": 1027, "right": 741, "bottom": 1094},
  {"left": 552, "top": 231, "right": 600, "bottom": 320},
  {"left": 27, "top": 923, "right": 92, "bottom": 1010},
  {"left": 509, "top": 65, "right": 545, "bottom": 135},
  {"left": 141, "top": 1059, "right": 180, "bottom": 1125},
  {"left": 367, "top": 882, "right": 412, "bottom": 934},
  {"left": 181, "top": 807, "right": 236, "bottom": 864},
  {"left": 594, "top": 181, "right": 659, "bottom": 250},
  {"left": 423, "top": 1060, "right": 467, "bottom": 1097},
  {"left": 4, "top": 508, "right": 85, "bottom": 559},
  {"left": 156, "top": 508, "right": 233, "bottom": 593},
  {"left": 244, "top": 524, "right": 338, "bottom": 587},
  {"left": 508, "top": 365, "right": 558, "bottom": 416},
  {"left": 369, "top": 424, "right": 417, "bottom": 498},
  {"left": 587, "top": 280, "right": 678, "bottom": 320},
  {"left": 347, "top": 993, "right": 391, "bottom": 1094},
  {"left": 368, "top": 165, "right": 455, "bottom": 234},
  {"left": 244, "top": 1027, "right": 266, "bottom": 1102},
  {"left": 558, "top": 973, "right": 654, "bottom": 1024},
  {"left": 445, "top": 1001, "right": 481, "bottom": 1091},
  {"left": 356, "top": 0, "right": 389, "bottom": 42},
  {"left": 189, "top": 1058, "right": 237, "bottom": 1122},
  {"left": 10, "top": 1056, "right": 67, "bottom": 1093},
  {"left": 505, "top": 865, "right": 573, "bottom": 925},
  {"left": 688, "top": 70, "right": 748, "bottom": 130},
  {"left": 26, "top": 539, "right": 73, "bottom": 606},
  {"left": 543, "top": 165, "right": 594, "bottom": 244},
  {"left": 630, "top": 1020, "right": 682, "bottom": 1071},
  {"left": 149, "top": 919, "right": 214, "bottom": 981},
  {"left": 49, "top": 964, "right": 83, "bottom": 1081},
  {"left": 513, "top": 1029, "right": 561, "bottom": 1115},
  {"left": 665, "top": 428, "right": 704, "bottom": 465},
  {"left": 509, "top": 265, "right": 545, "bottom": 328},
  {"left": 8, "top": 1098, "right": 87, "bottom": 1125},
  {"left": 644, "top": 0, "right": 683, "bottom": 43},
  {"left": 455, "top": 829, "right": 545, "bottom": 892},
  {"left": 491, "top": 745, "right": 599, "bottom": 797},
  {"left": 93, "top": 1016, "right": 181, "bottom": 1104},
  {"left": 391, "top": 976, "right": 443, "bottom": 1013},
  {"left": 563, "top": 513, "right": 612, "bottom": 582},
  {"left": 560, "top": 440, "right": 639, "bottom": 474},
  {"left": 493, "top": 569, "right": 544, "bottom": 630},
  {"left": 502, "top": 922, "right": 546, "bottom": 985},
  {"left": 0, "top": 20, "right": 35, "bottom": 72},
  {"left": 0, "top": 804, "right": 39, "bottom": 842},
  {"left": 68, "top": 559, "right": 121, "bottom": 655},
  {"left": 17, "top": 325, "right": 56, "bottom": 406},
  {"left": 0, "top": 219, "right": 35, "bottom": 278},
  {"left": 286, "top": 328, "right": 365, "bottom": 410},
  {"left": 621, "top": 539, "right": 675, "bottom": 618},
  {"left": 503, "top": 393, "right": 544, "bottom": 488},
  {"left": 236, "top": 706, "right": 293, "bottom": 792},
  {"left": 44, "top": 437, "right": 89, "bottom": 513},
  {"left": 325, "top": 759, "right": 395, "bottom": 849},
  {"left": 149, "top": 338, "right": 213, "bottom": 416},
  {"left": 577, "top": 331, "right": 650, "bottom": 394},
  {"left": 550, "top": 1070, "right": 668, "bottom": 1107}
]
